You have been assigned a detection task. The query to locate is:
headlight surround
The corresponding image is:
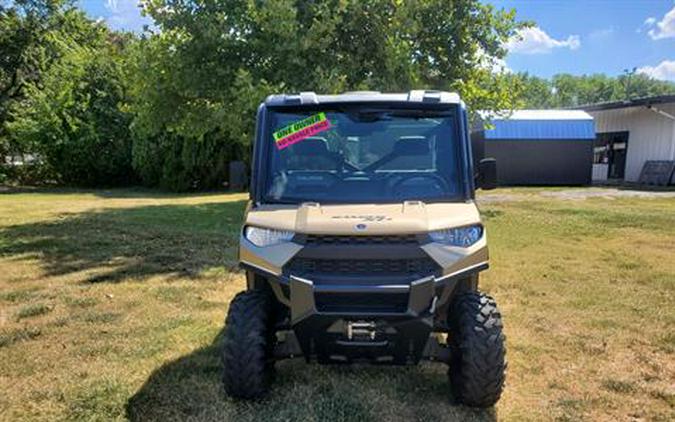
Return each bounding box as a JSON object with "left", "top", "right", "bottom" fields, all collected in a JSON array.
[
  {"left": 429, "top": 224, "right": 483, "bottom": 247},
  {"left": 244, "top": 226, "right": 295, "bottom": 247}
]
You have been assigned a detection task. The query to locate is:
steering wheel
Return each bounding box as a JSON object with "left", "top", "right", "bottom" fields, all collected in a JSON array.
[{"left": 388, "top": 174, "right": 450, "bottom": 198}]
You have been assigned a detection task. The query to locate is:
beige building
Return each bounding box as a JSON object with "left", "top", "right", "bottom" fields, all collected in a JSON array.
[{"left": 582, "top": 95, "right": 675, "bottom": 183}]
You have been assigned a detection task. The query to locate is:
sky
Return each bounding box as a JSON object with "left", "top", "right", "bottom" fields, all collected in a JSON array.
[{"left": 78, "top": 0, "right": 675, "bottom": 82}]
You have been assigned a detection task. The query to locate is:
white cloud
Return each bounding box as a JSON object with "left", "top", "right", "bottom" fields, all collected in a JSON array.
[
  {"left": 104, "top": 0, "right": 152, "bottom": 32},
  {"left": 589, "top": 27, "right": 614, "bottom": 41},
  {"left": 637, "top": 60, "right": 675, "bottom": 81},
  {"left": 646, "top": 5, "right": 675, "bottom": 40},
  {"left": 644, "top": 17, "right": 657, "bottom": 26},
  {"left": 506, "top": 27, "right": 581, "bottom": 55}
]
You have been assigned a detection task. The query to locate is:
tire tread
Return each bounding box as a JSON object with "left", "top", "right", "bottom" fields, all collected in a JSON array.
[
  {"left": 448, "top": 291, "right": 507, "bottom": 407},
  {"left": 221, "top": 290, "right": 273, "bottom": 399}
]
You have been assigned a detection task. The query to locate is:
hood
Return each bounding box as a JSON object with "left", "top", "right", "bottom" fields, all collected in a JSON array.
[{"left": 245, "top": 201, "right": 481, "bottom": 235}]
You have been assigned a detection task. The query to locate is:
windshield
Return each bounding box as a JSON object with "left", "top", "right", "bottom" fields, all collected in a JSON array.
[{"left": 263, "top": 107, "right": 464, "bottom": 203}]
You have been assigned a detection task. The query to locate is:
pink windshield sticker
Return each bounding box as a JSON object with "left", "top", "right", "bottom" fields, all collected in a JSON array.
[{"left": 273, "top": 113, "right": 331, "bottom": 150}]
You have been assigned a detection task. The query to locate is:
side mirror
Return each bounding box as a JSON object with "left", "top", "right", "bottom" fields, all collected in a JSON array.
[{"left": 477, "top": 158, "right": 497, "bottom": 190}]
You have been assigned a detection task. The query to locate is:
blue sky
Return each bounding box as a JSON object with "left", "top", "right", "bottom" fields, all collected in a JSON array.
[
  {"left": 78, "top": 1, "right": 152, "bottom": 33},
  {"left": 491, "top": 0, "right": 675, "bottom": 80},
  {"left": 79, "top": 0, "right": 675, "bottom": 81}
]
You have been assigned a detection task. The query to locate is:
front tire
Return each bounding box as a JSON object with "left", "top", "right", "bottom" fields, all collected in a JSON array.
[
  {"left": 447, "top": 291, "right": 506, "bottom": 407},
  {"left": 221, "top": 290, "right": 275, "bottom": 399}
]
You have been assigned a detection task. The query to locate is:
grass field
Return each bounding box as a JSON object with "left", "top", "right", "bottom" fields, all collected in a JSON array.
[{"left": 0, "top": 188, "right": 673, "bottom": 421}]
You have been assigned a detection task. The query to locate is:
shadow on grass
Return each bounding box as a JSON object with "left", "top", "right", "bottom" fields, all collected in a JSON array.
[
  {"left": 126, "top": 331, "right": 497, "bottom": 422},
  {"left": 0, "top": 200, "right": 247, "bottom": 283}
]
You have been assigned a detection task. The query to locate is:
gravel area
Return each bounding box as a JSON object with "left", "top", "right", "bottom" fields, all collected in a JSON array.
[{"left": 478, "top": 187, "right": 675, "bottom": 203}]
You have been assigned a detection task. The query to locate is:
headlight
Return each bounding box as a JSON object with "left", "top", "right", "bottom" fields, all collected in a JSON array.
[
  {"left": 244, "top": 226, "right": 295, "bottom": 247},
  {"left": 429, "top": 225, "right": 483, "bottom": 247}
]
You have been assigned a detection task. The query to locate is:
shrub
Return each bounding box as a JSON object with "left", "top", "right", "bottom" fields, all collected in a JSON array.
[{"left": 8, "top": 34, "right": 135, "bottom": 187}]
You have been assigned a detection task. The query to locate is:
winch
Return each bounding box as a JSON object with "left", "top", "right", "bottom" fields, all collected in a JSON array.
[{"left": 346, "top": 321, "right": 377, "bottom": 340}]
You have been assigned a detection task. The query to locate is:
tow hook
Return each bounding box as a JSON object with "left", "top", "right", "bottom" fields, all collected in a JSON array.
[{"left": 346, "top": 321, "right": 376, "bottom": 340}]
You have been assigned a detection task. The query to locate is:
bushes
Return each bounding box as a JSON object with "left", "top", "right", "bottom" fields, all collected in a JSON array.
[
  {"left": 9, "top": 44, "right": 134, "bottom": 186},
  {"left": 132, "top": 132, "right": 230, "bottom": 191},
  {"left": 128, "top": 60, "right": 267, "bottom": 191},
  {"left": 1, "top": 4, "right": 131, "bottom": 187}
]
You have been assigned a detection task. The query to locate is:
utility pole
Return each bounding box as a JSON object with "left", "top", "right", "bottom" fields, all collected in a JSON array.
[{"left": 622, "top": 68, "right": 636, "bottom": 100}]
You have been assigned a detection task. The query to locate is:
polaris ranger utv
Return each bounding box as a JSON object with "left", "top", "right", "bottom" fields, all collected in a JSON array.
[{"left": 222, "top": 91, "right": 504, "bottom": 407}]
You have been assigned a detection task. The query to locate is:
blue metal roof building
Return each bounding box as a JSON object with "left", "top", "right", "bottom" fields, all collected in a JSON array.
[
  {"left": 484, "top": 110, "right": 595, "bottom": 140},
  {"left": 472, "top": 110, "right": 596, "bottom": 185}
]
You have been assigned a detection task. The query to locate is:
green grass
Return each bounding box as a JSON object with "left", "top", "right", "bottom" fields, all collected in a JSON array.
[
  {"left": 0, "top": 188, "right": 673, "bottom": 421},
  {"left": 0, "top": 326, "right": 42, "bottom": 348},
  {"left": 16, "top": 303, "right": 52, "bottom": 319}
]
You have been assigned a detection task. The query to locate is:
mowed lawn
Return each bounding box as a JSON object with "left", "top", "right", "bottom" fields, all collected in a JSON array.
[{"left": 0, "top": 188, "right": 673, "bottom": 421}]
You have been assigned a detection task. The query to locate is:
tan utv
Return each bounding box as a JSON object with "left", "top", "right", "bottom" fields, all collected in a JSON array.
[{"left": 221, "top": 91, "right": 504, "bottom": 407}]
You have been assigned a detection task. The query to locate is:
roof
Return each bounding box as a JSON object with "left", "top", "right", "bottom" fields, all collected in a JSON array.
[
  {"left": 578, "top": 94, "right": 675, "bottom": 112},
  {"left": 492, "top": 109, "right": 593, "bottom": 120},
  {"left": 264, "top": 90, "right": 462, "bottom": 107},
  {"left": 480, "top": 109, "right": 595, "bottom": 140}
]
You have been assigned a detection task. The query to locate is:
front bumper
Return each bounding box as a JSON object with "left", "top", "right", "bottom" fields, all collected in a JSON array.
[
  {"left": 239, "top": 231, "right": 489, "bottom": 364},
  {"left": 277, "top": 268, "right": 483, "bottom": 364}
]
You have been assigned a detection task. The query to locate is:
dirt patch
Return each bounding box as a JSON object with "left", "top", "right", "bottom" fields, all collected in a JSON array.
[
  {"left": 479, "top": 188, "right": 675, "bottom": 204},
  {"left": 477, "top": 193, "right": 528, "bottom": 203},
  {"left": 540, "top": 188, "right": 675, "bottom": 200}
]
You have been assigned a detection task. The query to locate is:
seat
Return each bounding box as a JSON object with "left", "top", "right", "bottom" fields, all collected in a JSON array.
[
  {"left": 285, "top": 137, "right": 340, "bottom": 171},
  {"left": 380, "top": 136, "right": 433, "bottom": 170}
]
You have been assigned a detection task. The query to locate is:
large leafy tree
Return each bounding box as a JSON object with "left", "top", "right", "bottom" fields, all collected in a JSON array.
[
  {"left": 129, "top": 0, "right": 526, "bottom": 190},
  {"left": 0, "top": 1, "right": 65, "bottom": 118},
  {"left": 0, "top": 0, "right": 67, "bottom": 176},
  {"left": 7, "top": 6, "right": 135, "bottom": 186}
]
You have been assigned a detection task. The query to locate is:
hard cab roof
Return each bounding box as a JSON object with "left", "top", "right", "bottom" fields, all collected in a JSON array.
[{"left": 264, "top": 90, "right": 463, "bottom": 107}]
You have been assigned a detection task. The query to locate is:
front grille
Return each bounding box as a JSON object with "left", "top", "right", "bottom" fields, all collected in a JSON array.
[
  {"left": 315, "top": 292, "right": 409, "bottom": 313},
  {"left": 287, "top": 257, "right": 438, "bottom": 276},
  {"left": 302, "top": 234, "right": 420, "bottom": 246},
  {"left": 284, "top": 233, "right": 440, "bottom": 286}
]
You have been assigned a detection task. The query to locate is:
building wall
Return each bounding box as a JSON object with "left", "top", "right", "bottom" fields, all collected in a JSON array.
[
  {"left": 592, "top": 163, "right": 608, "bottom": 181},
  {"left": 484, "top": 139, "right": 593, "bottom": 185},
  {"left": 589, "top": 103, "right": 675, "bottom": 182}
]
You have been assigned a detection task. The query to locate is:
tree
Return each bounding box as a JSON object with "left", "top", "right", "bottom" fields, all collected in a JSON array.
[
  {"left": 618, "top": 68, "right": 675, "bottom": 100},
  {"left": 510, "top": 73, "right": 554, "bottom": 108},
  {"left": 1, "top": 0, "right": 67, "bottom": 178},
  {"left": 129, "top": 0, "right": 526, "bottom": 190},
  {"left": 7, "top": 9, "right": 135, "bottom": 186},
  {"left": 0, "top": 1, "right": 66, "bottom": 117},
  {"left": 511, "top": 71, "right": 675, "bottom": 109}
]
